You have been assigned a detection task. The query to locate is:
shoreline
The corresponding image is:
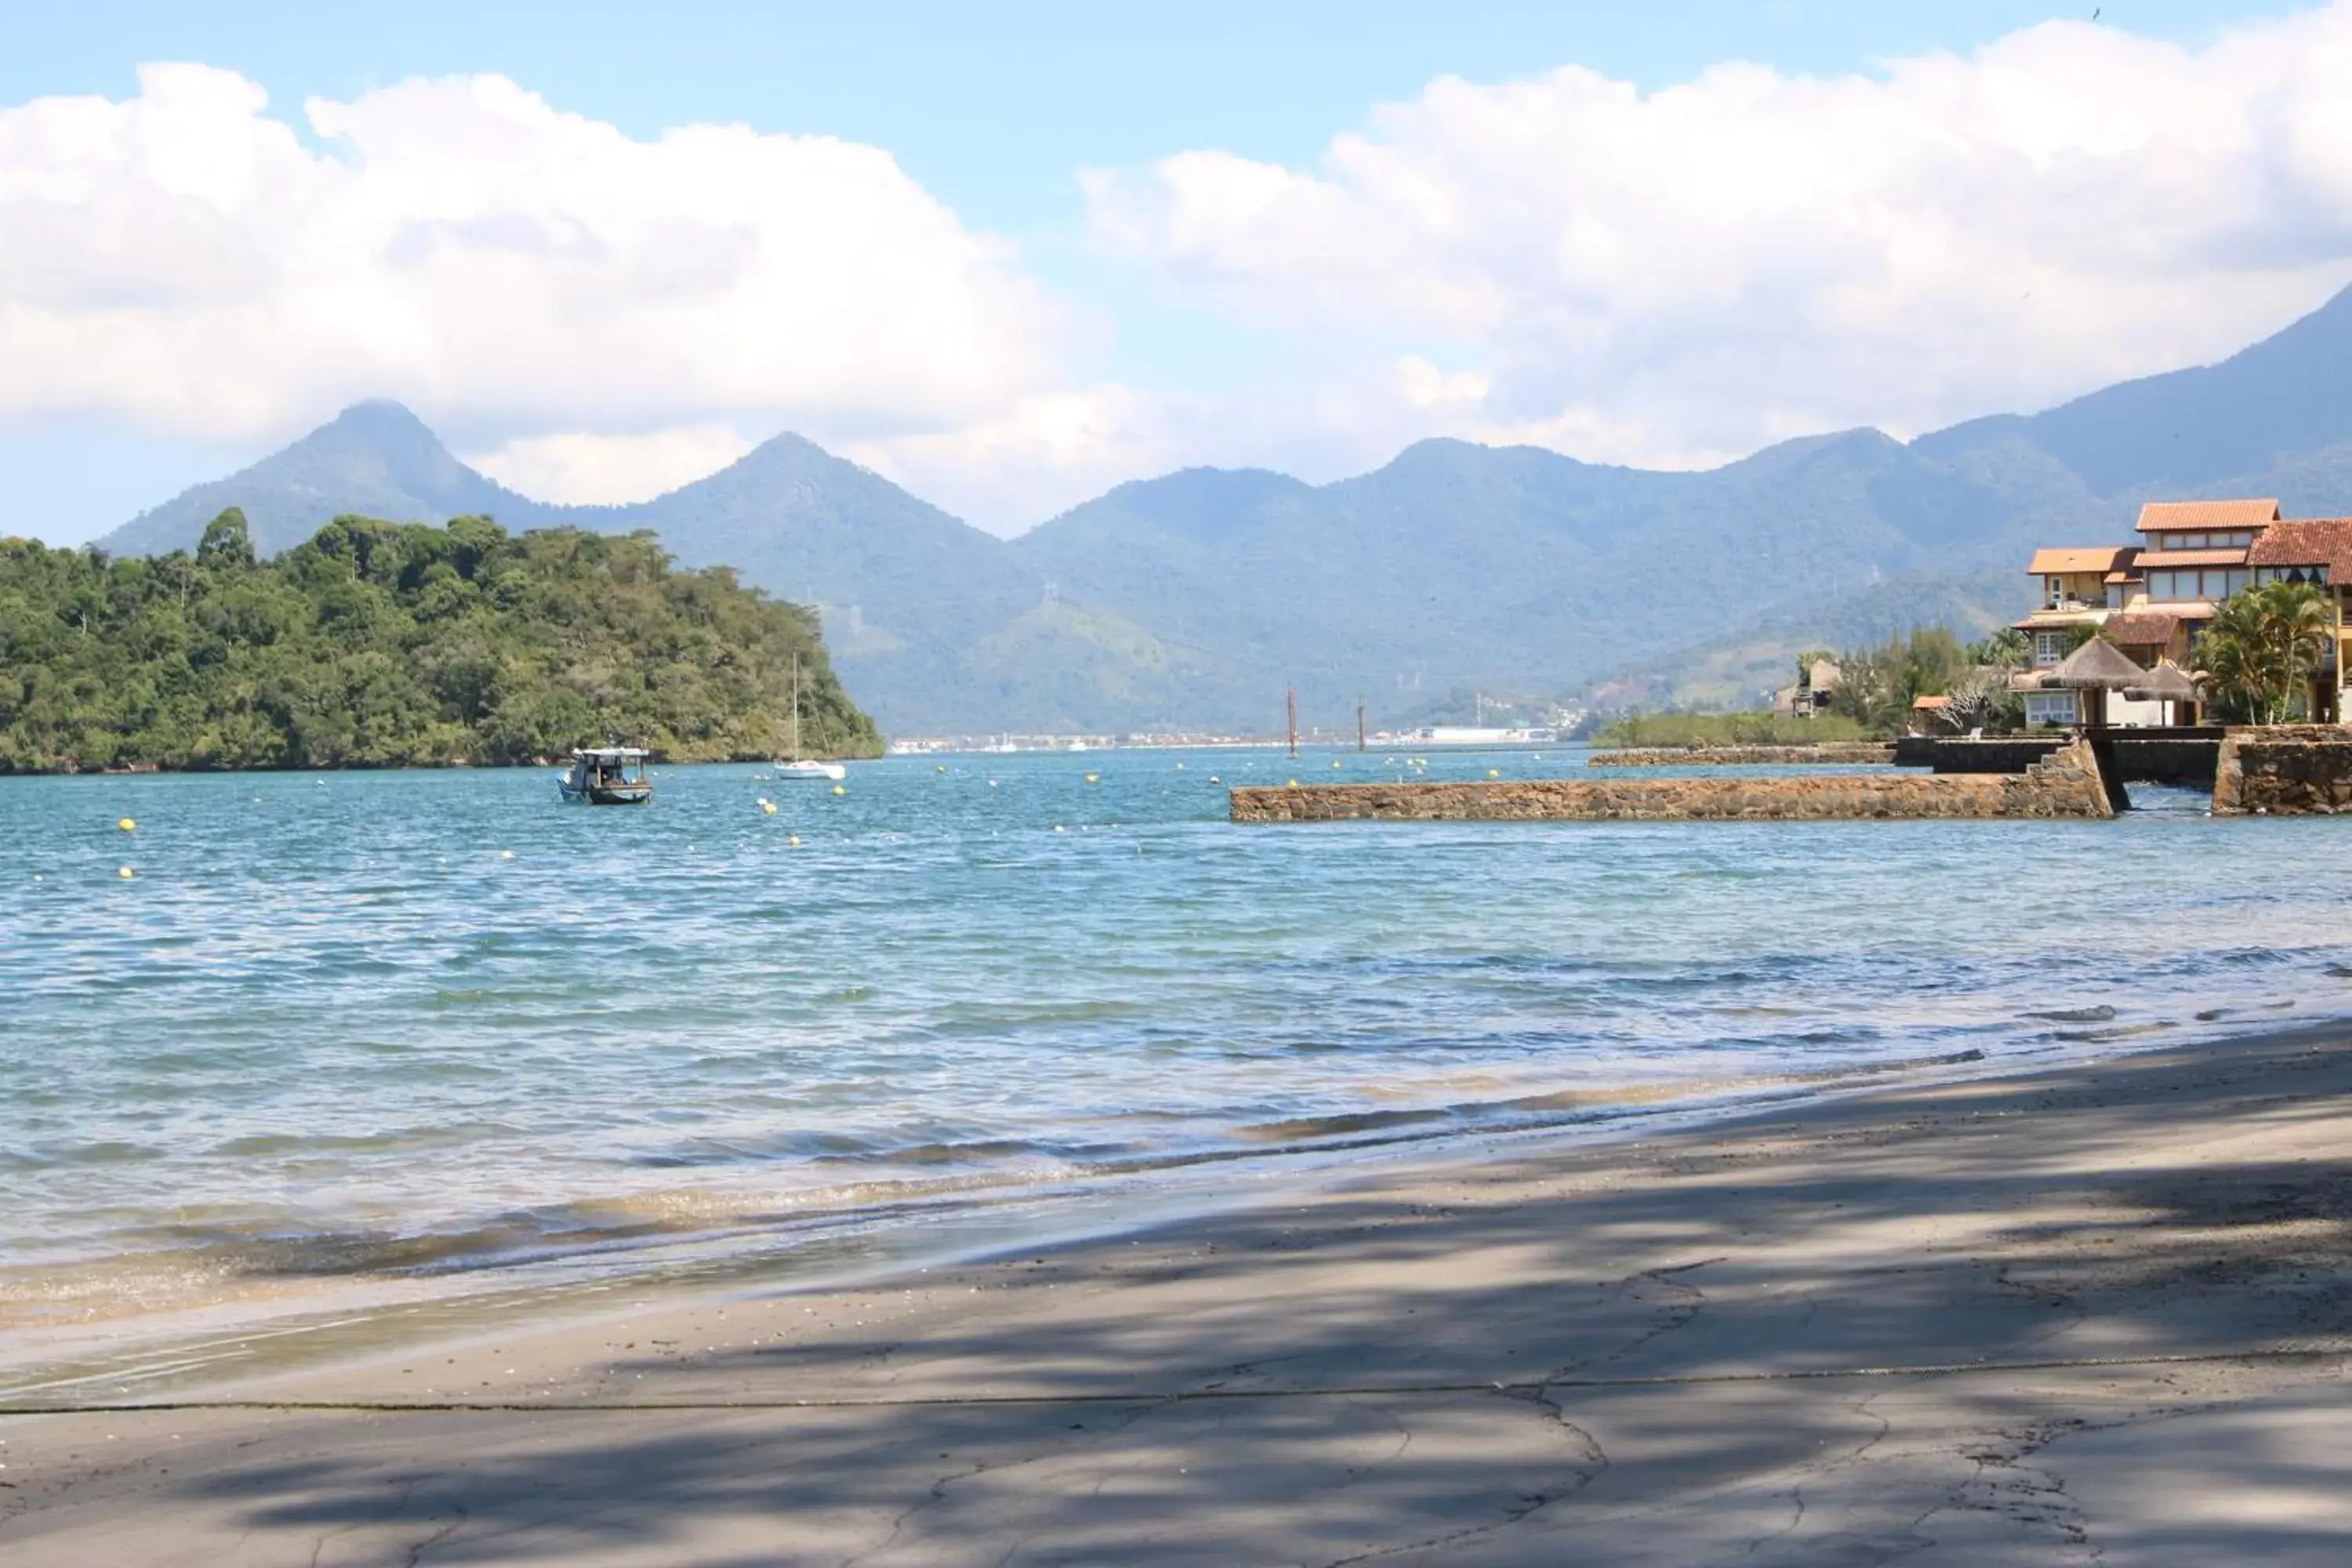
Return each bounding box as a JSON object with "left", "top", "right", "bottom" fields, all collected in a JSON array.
[
  {"left": 10, "top": 1022, "right": 2352, "bottom": 1561},
  {"left": 0, "top": 1022, "right": 2270, "bottom": 1407}
]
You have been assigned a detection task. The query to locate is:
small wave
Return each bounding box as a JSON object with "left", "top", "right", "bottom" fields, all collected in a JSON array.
[
  {"left": 1235, "top": 1108, "right": 1455, "bottom": 1143},
  {"left": 2023, "top": 1006, "right": 2118, "bottom": 1023},
  {"left": 2053, "top": 1021, "right": 2178, "bottom": 1043}
]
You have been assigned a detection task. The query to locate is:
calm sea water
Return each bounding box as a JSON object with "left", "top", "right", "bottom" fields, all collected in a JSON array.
[{"left": 5, "top": 748, "right": 2350, "bottom": 1350}]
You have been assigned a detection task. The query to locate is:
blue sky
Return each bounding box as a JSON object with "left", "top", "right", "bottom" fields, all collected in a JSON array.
[
  {"left": 3, "top": 2, "right": 2294, "bottom": 234},
  {"left": 0, "top": 1, "right": 2339, "bottom": 540}
]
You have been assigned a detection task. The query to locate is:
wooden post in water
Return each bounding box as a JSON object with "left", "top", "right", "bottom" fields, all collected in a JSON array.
[
  {"left": 1287, "top": 686, "right": 1298, "bottom": 759},
  {"left": 1357, "top": 699, "right": 1367, "bottom": 752}
]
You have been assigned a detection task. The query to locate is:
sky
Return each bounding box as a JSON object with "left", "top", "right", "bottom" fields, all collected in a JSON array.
[{"left": 3, "top": 0, "right": 2348, "bottom": 542}]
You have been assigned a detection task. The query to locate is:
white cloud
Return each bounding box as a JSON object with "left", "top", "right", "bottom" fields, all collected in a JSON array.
[
  {"left": 16, "top": 13, "right": 2352, "bottom": 540},
  {"left": 0, "top": 64, "right": 1080, "bottom": 517},
  {"left": 466, "top": 425, "right": 753, "bottom": 506},
  {"left": 1085, "top": 5, "right": 2352, "bottom": 471}
]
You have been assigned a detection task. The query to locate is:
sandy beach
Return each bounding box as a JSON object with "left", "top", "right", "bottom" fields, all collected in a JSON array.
[{"left": 8, "top": 1028, "right": 2352, "bottom": 1565}]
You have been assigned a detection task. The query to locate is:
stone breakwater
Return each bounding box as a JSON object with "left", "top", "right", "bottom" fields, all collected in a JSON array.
[
  {"left": 1232, "top": 739, "right": 2114, "bottom": 822},
  {"left": 2215, "top": 726, "right": 2352, "bottom": 814},
  {"left": 1588, "top": 742, "right": 1896, "bottom": 768}
]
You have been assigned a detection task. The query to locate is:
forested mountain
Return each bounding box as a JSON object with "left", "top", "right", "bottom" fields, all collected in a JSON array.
[
  {"left": 84, "top": 285, "right": 2352, "bottom": 731},
  {"left": 0, "top": 510, "right": 877, "bottom": 772},
  {"left": 102, "top": 402, "right": 550, "bottom": 560}
]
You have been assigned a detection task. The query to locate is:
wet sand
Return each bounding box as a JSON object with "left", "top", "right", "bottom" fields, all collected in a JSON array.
[{"left": 9, "top": 1029, "right": 2352, "bottom": 1564}]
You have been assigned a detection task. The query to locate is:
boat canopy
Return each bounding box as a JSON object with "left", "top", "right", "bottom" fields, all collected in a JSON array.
[{"left": 573, "top": 746, "right": 650, "bottom": 760}]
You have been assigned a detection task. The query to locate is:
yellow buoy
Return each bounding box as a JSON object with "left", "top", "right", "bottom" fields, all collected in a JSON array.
[
  {"left": 1287, "top": 778, "right": 1299, "bottom": 786},
  {"left": 117, "top": 817, "right": 136, "bottom": 832},
  {"left": 1487, "top": 768, "right": 1501, "bottom": 778},
  {"left": 788, "top": 834, "right": 802, "bottom": 847},
  {"left": 831, "top": 784, "right": 847, "bottom": 796},
  {"left": 1084, "top": 772, "right": 1099, "bottom": 785},
  {"left": 500, "top": 850, "right": 514, "bottom": 859},
  {"left": 1331, "top": 760, "right": 1342, "bottom": 768},
  {"left": 761, "top": 800, "right": 778, "bottom": 815},
  {"left": 935, "top": 764, "right": 947, "bottom": 773},
  {"left": 117, "top": 865, "right": 135, "bottom": 879}
]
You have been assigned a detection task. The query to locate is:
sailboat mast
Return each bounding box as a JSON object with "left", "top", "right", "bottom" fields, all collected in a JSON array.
[{"left": 791, "top": 653, "right": 802, "bottom": 760}]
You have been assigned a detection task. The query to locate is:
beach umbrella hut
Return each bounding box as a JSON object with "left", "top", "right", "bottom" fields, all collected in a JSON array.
[
  {"left": 2036, "top": 638, "right": 2151, "bottom": 728},
  {"left": 2121, "top": 661, "right": 2201, "bottom": 726}
]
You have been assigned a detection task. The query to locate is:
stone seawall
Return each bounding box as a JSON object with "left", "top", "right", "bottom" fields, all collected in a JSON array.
[
  {"left": 2214, "top": 727, "right": 2352, "bottom": 814},
  {"left": 1233, "top": 739, "right": 2114, "bottom": 822},
  {"left": 1588, "top": 743, "right": 1895, "bottom": 768},
  {"left": 1898, "top": 731, "right": 2221, "bottom": 787}
]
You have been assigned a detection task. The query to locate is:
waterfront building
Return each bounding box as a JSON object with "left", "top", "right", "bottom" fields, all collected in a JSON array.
[
  {"left": 1771, "top": 657, "right": 1844, "bottom": 719},
  {"left": 2009, "top": 498, "right": 2352, "bottom": 728}
]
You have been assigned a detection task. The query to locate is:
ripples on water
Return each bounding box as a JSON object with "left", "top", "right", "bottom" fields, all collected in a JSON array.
[{"left": 2, "top": 752, "right": 2348, "bottom": 1334}]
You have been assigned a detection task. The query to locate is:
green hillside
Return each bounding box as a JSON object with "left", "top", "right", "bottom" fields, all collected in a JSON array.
[
  {"left": 0, "top": 510, "right": 878, "bottom": 772},
  {"left": 1584, "top": 570, "right": 2031, "bottom": 712},
  {"left": 84, "top": 285, "right": 2352, "bottom": 735}
]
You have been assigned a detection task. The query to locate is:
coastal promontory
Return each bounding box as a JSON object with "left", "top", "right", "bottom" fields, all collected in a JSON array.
[{"left": 0, "top": 510, "right": 880, "bottom": 772}]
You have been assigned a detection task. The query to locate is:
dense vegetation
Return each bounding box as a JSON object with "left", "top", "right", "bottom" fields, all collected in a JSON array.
[
  {"left": 0, "top": 510, "right": 880, "bottom": 772},
  {"left": 1602, "top": 629, "right": 2034, "bottom": 741},
  {"left": 2197, "top": 580, "right": 2332, "bottom": 724},
  {"left": 1593, "top": 711, "right": 1873, "bottom": 746}
]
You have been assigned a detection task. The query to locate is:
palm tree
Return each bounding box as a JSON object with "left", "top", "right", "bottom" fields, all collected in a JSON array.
[{"left": 2196, "top": 580, "right": 2333, "bottom": 723}]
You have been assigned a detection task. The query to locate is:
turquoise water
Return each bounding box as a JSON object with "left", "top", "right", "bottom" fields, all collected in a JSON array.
[{"left": 3, "top": 749, "right": 2348, "bottom": 1338}]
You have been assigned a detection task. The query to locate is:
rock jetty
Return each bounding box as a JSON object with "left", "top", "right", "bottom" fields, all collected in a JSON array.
[
  {"left": 1232, "top": 739, "right": 2113, "bottom": 822},
  {"left": 1588, "top": 742, "right": 1895, "bottom": 767},
  {"left": 2214, "top": 725, "right": 2352, "bottom": 814}
]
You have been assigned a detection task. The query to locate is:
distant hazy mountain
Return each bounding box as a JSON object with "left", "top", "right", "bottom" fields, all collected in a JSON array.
[
  {"left": 550, "top": 434, "right": 1043, "bottom": 732},
  {"left": 1920, "top": 286, "right": 2352, "bottom": 498},
  {"left": 88, "top": 285, "right": 2352, "bottom": 731},
  {"left": 101, "top": 401, "right": 550, "bottom": 559}
]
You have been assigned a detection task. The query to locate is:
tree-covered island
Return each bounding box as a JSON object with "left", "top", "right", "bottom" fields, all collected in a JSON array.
[{"left": 0, "top": 510, "right": 881, "bottom": 772}]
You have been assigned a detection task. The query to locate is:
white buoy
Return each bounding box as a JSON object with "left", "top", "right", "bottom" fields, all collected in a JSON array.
[{"left": 118, "top": 866, "right": 135, "bottom": 880}]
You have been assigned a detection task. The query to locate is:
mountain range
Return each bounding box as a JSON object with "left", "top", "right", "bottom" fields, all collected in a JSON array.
[{"left": 89, "top": 285, "right": 2352, "bottom": 734}]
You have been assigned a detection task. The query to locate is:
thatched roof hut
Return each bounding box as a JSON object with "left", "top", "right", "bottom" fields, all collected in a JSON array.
[
  {"left": 2122, "top": 662, "right": 2200, "bottom": 704},
  {"left": 2036, "top": 638, "right": 2149, "bottom": 691}
]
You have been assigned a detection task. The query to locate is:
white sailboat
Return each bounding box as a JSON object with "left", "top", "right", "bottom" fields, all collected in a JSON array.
[{"left": 774, "top": 654, "right": 846, "bottom": 781}]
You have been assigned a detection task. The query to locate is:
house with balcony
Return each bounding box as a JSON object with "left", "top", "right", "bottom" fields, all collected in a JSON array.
[{"left": 2011, "top": 499, "right": 2286, "bottom": 728}]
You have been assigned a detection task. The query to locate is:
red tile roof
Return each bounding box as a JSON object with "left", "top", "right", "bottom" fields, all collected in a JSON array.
[
  {"left": 2133, "top": 548, "right": 2250, "bottom": 568},
  {"left": 2247, "top": 518, "right": 2352, "bottom": 574},
  {"left": 2100, "top": 612, "right": 2180, "bottom": 646},
  {"left": 2134, "top": 499, "right": 2279, "bottom": 533},
  {"left": 2027, "top": 546, "right": 2132, "bottom": 576}
]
